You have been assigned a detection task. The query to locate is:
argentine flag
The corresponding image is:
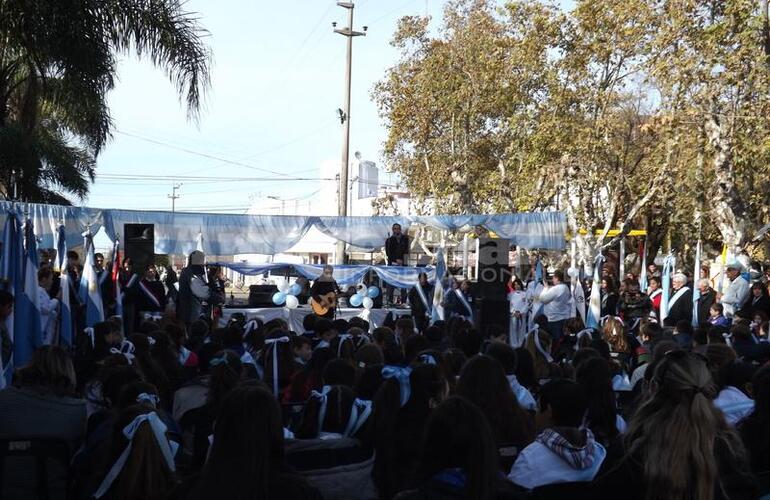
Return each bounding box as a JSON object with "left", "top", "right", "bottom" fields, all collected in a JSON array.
[
  {"left": 79, "top": 231, "right": 104, "bottom": 327},
  {"left": 15, "top": 219, "right": 42, "bottom": 367},
  {"left": 0, "top": 211, "right": 22, "bottom": 387},
  {"left": 112, "top": 238, "right": 123, "bottom": 318},
  {"left": 56, "top": 225, "right": 73, "bottom": 348},
  {"left": 431, "top": 246, "right": 446, "bottom": 323},
  {"left": 586, "top": 254, "right": 605, "bottom": 329}
]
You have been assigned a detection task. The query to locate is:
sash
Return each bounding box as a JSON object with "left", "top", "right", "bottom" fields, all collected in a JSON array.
[
  {"left": 414, "top": 284, "right": 431, "bottom": 316},
  {"left": 97, "top": 269, "right": 109, "bottom": 287},
  {"left": 121, "top": 274, "right": 139, "bottom": 301},
  {"left": 649, "top": 289, "right": 662, "bottom": 301},
  {"left": 668, "top": 286, "right": 690, "bottom": 310},
  {"left": 138, "top": 280, "right": 162, "bottom": 308},
  {"left": 178, "top": 346, "right": 191, "bottom": 365},
  {"left": 454, "top": 289, "right": 473, "bottom": 319}
]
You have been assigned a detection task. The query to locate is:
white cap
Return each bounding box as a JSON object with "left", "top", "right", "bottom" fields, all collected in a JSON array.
[{"left": 725, "top": 260, "right": 743, "bottom": 271}]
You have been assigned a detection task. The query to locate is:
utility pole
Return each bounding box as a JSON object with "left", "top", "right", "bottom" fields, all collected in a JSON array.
[
  {"left": 333, "top": 2, "right": 366, "bottom": 264},
  {"left": 168, "top": 183, "right": 181, "bottom": 213}
]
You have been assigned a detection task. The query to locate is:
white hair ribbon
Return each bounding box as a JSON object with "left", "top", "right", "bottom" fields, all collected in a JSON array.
[
  {"left": 110, "top": 340, "right": 136, "bottom": 365},
  {"left": 243, "top": 319, "right": 259, "bottom": 338},
  {"left": 84, "top": 327, "right": 95, "bottom": 349},
  {"left": 136, "top": 393, "right": 159, "bottom": 407},
  {"left": 336, "top": 334, "right": 353, "bottom": 357},
  {"left": 382, "top": 365, "right": 413, "bottom": 407},
  {"left": 575, "top": 328, "right": 593, "bottom": 343},
  {"left": 528, "top": 327, "right": 553, "bottom": 363},
  {"left": 264, "top": 336, "right": 290, "bottom": 397},
  {"left": 344, "top": 398, "right": 373, "bottom": 437},
  {"left": 310, "top": 385, "right": 332, "bottom": 434},
  {"left": 93, "top": 412, "right": 177, "bottom": 498}
]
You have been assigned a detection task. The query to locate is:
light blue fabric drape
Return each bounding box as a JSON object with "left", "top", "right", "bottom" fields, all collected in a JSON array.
[
  {"left": 315, "top": 216, "right": 412, "bottom": 251},
  {"left": 0, "top": 201, "right": 566, "bottom": 253},
  {"left": 0, "top": 201, "right": 102, "bottom": 249},
  {"left": 103, "top": 210, "right": 314, "bottom": 255},
  {"left": 217, "top": 262, "right": 436, "bottom": 288}
]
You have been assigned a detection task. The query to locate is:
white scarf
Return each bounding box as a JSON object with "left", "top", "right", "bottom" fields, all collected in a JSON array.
[
  {"left": 649, "top": 289, "right": 662, "bottom": 300},
  {"left": 454, "top": 288, "right": 473, "bottom": 319},
  {"left": 668, "top": 286, "right": 690, "bottom": 310}
]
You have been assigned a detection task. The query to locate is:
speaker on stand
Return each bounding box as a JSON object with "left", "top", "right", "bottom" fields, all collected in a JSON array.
[
  {"left": 124, "top": 224, "right": 155, "bottom": 272},
  {"left": 474, "top": 238, "right": 511, "bottom": 337}
]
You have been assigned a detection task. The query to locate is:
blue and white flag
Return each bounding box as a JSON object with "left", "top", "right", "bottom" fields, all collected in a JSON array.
[
  {"left": 586, "top": 254, "right": 605, "bottom": 329},
  {"left": 660, "top": 254, "right": 676, "bottom": 324},
  {"left": 573, "top": 277, "right": 586, "bottom": 325},
  {"left": 0, "top": 211, "right": 22, "bottom": 387},
  {"left": 431, "top": 246, "right": 446, "bottom": 323},
  {"left": 79, "top": 231, "right": 104, "bottom": 327},
  {"left": 15, "top": 219, "right": 42, "bottom": 367},
  {"left": 692, "top": 241, "right": 701, "bottom": 328},
  {"left": 56, "top": 225, "right": 73, "bottom": 348},
  {"left": 639, "top": 240, "right": 648, "bottom": 293},
  {"left": 530, "top": 257, "right": 545, "bottom": 325}
]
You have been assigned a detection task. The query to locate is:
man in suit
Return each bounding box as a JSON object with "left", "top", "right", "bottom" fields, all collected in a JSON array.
[
  {"left": 664, "top": 273, "right": 692, "bottom": 327},
  {"left": 385, "top": 223, "right": 409, "bottom": 306},
  {"left": 696, "top": 278, "right": 717, "bottom": 326}
]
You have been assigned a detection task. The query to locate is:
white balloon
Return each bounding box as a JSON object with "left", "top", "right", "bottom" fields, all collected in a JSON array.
[
  {"left": 285, "top": 295, "right": 299, "bottom": 309},
  {"left": 278, "top": 281, "right": 290, "bottom": 293},
  {"left": 362, "top": 297, "right": 374, "bottom": 310},
  {"left": 356, "top": 283, "right": 367, "bottom": 296}
]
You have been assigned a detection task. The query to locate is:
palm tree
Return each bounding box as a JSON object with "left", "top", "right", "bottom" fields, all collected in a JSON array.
[{"left": 0, "top": 0, "right": 211, "bottom": 204}]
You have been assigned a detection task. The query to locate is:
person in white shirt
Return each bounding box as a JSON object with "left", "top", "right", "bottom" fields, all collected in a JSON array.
[
  {"left": 37, "top": 267, "right": 60, "bottom": 345},
  {"left": 508, "top": 379, "right": 606, "bottom": 489},
  {"left": 536, "top": 269, "right": 572, "bottom": 340},
  {"left": 720, "top": 261, "right": 750, "bottom": 319}
]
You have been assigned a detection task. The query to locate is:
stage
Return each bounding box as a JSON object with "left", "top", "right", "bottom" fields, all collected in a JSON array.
[{"left": 219, "top": 306, "right": 412, "bottom": 333}]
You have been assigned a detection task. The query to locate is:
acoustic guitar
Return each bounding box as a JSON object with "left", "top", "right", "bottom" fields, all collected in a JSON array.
[{"left": 310, "top": 292, "right": 338, "bottom": 316}]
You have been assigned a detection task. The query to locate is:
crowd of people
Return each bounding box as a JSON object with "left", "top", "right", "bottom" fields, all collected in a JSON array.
[{"left": 1, "top": 249, "right": 770, "bottom": 499}]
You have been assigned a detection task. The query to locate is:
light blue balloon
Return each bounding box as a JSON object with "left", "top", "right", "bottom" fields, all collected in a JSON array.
[
  {"left": 288, "top": 283, "right": 302, "bottom": 296},
  {"left": 367, "top": 286, "right": 380, "bottom": 299},
  {"left": 349, "top": 293, "right": 363, "bottom": 307},
  {"left": 272, "top": 292, "right": 287, "bottom": 305}
]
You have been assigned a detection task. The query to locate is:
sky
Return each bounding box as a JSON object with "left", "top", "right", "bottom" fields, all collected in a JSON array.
[
  {"left": 87, "top": 0, "right": 573, "bottom": 214},
  {"left": 87, "top": 0, "right": 445, "bottom": 214}
]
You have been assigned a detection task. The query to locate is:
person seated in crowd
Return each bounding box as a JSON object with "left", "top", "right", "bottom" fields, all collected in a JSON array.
[
  {"left": 738, "top": 365, "right": 770, "bottom": 495},
  {"left": 593, "top": 350, "right": 757, "bottom": 499},
  {"left": 749, "top": 281, "right": 770, "bottom": 320},
  {"left": 372, "top": 363, "right": 448, "bottom": 500},
  {"left": 617, "top": 279, "right": 652, "bottom": 327},
  {"left": 396, "top": 396, "right": 520, "bottom": 500},
  {"left": 293, "top": 335, "right": 313, "bottom": 368},
  {"left": 286, "top": 347, "right": 335, "bottom": 403},
  {"left": 524, "top": 328, "right": 561, "bottom": 385},
  {"left": 174, "top": 385, "right": 322, "bottom": 500},
  {"left": 455, "top": 355, "right": 534, "bottom": 471},
  {"left": 730, "top": 323, "right": 770, "bottom": 363},
  {"left": 709, "top": 302, "right": 730, "bottom": 328},
  {"left": 713, "top": 361, "right": 757, "bottom": 426},
  {"left": 508, "top": 379, "right": 605, "bottom": 489},
  {"left": 601, "top": 317, "right": 640, "bottom": 372},
  {"left": 89, "top": 401, "right": 178, "bottom": 500},
  {"left": 0, "top": 346, "right": 86, "bottom": 499},
  {"left": 483, "top": 342, "right": 537, "bottom": 412},
  {"left": 313, "top": 319, "right": 338, "bottom": 350},
  {"left": 576, "top": 357, "right": 624, "bottom": 447},
  {"left": 673, "top": 320, "right": 694, "bottom": 349}
]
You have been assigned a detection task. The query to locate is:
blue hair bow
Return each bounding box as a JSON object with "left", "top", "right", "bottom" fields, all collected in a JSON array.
[{"left": 382, "top": 366, "right": 413, "bottom": 407}]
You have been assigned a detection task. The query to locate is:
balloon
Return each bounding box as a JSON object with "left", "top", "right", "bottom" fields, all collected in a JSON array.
[
  {"left": 288, "top": 283, "right": 302, "bottom": 296},
  {"left": 356, "top": 283, "right": 367, "bottom": 296},
  {"left": 278, "top": 281, "right": 289, "bottom": 293},
  {"left": 349, "top": 293, "right": 363, "bottom": 307},
  {"left": 362, "top": 297, "right": 374, "bottom": 310},
  {"left": 272, "top": 292, "right": 287, "bottom": 306},
  {"left": 367, "top": 286, "right": 380, "bottom": 299},
  {"left": 285, "top": 295, "right": 299, "bottom": 309}
]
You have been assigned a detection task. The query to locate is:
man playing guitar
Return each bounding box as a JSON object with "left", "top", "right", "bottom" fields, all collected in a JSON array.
[{"left": 310, "top": 265, "right": 341, "bottom": 318}]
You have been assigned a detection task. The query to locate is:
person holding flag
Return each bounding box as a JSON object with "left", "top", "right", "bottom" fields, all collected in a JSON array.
[
  {"left": 78, "top": 230, "right": 104, "bottom": 328},
  {"left": 137, "top": 264, "right": 166, "bottom": 321},
  {"left": 55, "top": 225, "right": 73, "bottom": 349},
  {"left": 119, "top": 257, "right": 140, "bottom": 333},
  {"left": 534, "top": 269, "right": 572, "bottom": 341},
  {"left": 37, "top": 267, "right": 60, "bottom": 345},
  {"left": 111, "top": 238, "right": 123, "bottom": 320},
  {"left": 408, "top": 271, "right": 433, "bottom": 333}
]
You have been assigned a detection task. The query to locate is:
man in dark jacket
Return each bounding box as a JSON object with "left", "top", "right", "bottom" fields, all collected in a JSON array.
[
  {"left": 618, "top": 280, "right": 652, "bottom": 333},
  {"left": 177, "top": 251, "right": 210, "bottom": 325},
  {"left": 385, "top": 223, "right": 409, "bottom": 306},
  {"left": 696, "top": 278, "right": 717, "bottom": 326},
  {"left": 664, "top": 273, "right": 692, "bottom": 327}
]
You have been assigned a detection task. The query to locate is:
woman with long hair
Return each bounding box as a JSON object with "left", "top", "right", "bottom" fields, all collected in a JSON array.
[
  {"left": 524, "top": 328, "right": 559, "bottom": 384},
  {"left": 738, "top": 365, "right": 770, "bottom": 493},
  {"left": 455, "top": 355, "right": 534, "bottom": 471},
  {"left": 576, "top": 357, "right": 622, "bottom": 447},
  {"left": 183, "top": 385, "right": 321, "bottom": 500},
  {"left": 601, "top": 317, "right": 639, "bottom": 371},
  {"left": 601, "top": 276, "right": 619, "bottom": 317},
  {"left": 91, "top": 403, "right": 178, "bottom": 500},
  {"left": 395, "top": 397, "right": 508, "bottom": 500},
  {"left": 372, "top": 363, "right": 448, "bottom": 499},
  {"left": 594, "top": 350, "right": 757, "bottom": 500}
]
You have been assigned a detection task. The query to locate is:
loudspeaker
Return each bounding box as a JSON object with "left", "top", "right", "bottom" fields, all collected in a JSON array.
[
  {"left": 249, "top": 284, "right": 279, "bottom": 307},
  {"left": 124, "top": 224, "right": 155, "bottom": 272},
  {"left": 475, "top": 297, "right": 510, "bottom": 338},
  {"left": 475, "top": 238, "right": 510, "bottom": 300}
]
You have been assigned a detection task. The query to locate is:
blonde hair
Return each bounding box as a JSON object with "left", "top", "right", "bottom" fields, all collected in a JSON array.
[
  {"left": 602, "top": 317, "right": 628, "bottom": 354},
  {"left": 525, "top": 329, "right": 553, "bottom": 380},
  {"left": 626, "top": 352, "right": 748, "bottom": 500}
]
